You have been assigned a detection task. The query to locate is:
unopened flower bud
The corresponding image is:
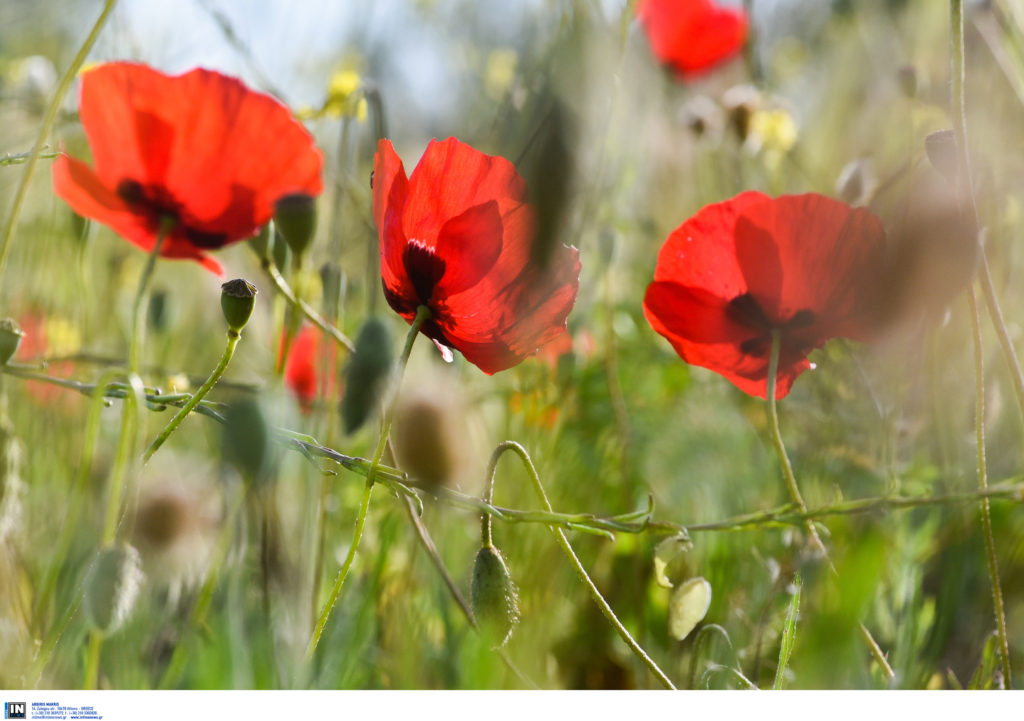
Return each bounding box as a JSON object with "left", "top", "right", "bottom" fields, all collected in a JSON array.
[
  {"left": 274, "top": 193, "right": 317, "bottom": 260},
  {"left": 0, "top": 319, "right": 25, "bottom": 365},
  {"left": 925, "top": 130, "right": 958, "bottom": 185},
  {"left": 223, "top": 397, "right": 276, "bottom": 483},
  {"left": 250, "top": 223, "right": 271, "bottom": 260},
  {"left": 341, "top": 317, "right": 394, "bottom": 434},
  {"left": 84, "top": 545, "right": 144, "bottom": 635},
  {"left": 220, "top": 279, "right": 258, "bottom": 333},
  {"left": 272, "top": 229, "right": 290, "bottom": 271},
  {"left": 471, "top": 544, "right": 520, "bottom": 646}
]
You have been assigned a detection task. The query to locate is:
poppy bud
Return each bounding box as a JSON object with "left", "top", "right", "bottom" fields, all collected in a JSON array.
[
  {"left": 925, "top": 130, "right": 958, "bottom": 185},
  {"left": 272, "top": 228, "right": 290, "bottom": 271},
  {"left": 471, "top": 544, "right": 520, "bottom": 646},
  {"left": 148, "top": 289, "right": 169, "bottom": 333},
  {"left": 274, "top": 193, "right": 317, "bottom": 260},
  {"left": 341, "top": 317, "right": 394, "bottom": 434},
  {"left": 0, "top": 319, "right": 25, "bottom": 365},
  {"left": 249, "top": 223, "right": 271, "bottom": 260},
  {"left": 220, "top": 279, "right": 258, "bottom": 333},
  {"left": 83, "top": 545, "right": 144, "bottom": 635},
  {"left": 520, "top": 99, "right": 575, "bottom": 270},
  {"left": 222, "top": 397, "right": 276, "bottom": 484},
  {"left": 897, "top": 64, "right": 918, "bottom": 98}
]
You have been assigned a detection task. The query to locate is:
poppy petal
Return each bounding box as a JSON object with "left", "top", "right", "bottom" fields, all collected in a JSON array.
[
  {"left": 403, "top": 137, "right": 527, "bottom": 243},
  {"left": 434, "top": 201, "right": 503, "bottom": 297}
]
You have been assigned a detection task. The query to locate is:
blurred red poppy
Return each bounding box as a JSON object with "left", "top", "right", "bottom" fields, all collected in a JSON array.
[
  {"left": 637, "top": 0, "right": 748, "bottom": 76},
  {"left": 282, "top": 325, "right": 339, "bottom": 412},
  {"left": 53, "top": 62, "right": 322, "bottom": 275},
  {"left": 372, "top": 137, "right": 581, "bottom": 374},
  {"left": 643, "top": 192, "right": 886, "bottom": 399}
]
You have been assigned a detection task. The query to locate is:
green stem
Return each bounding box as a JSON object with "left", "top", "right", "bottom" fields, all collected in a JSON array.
[
  {"left": 487, "top": 440, "right": 676, "bottom": 690},
  {"left": 968, "top": 288, "right": 1013, "bottom": 686},
  {"left": 0, "top": 0, "right": 118, "bottom": 281},
  {"left": 129, "top": 225, "right": 169, "bottom": 374},
  {"left": 262, "top": 257, "right": 355, "bottom": 352},
  {"left": 143, "top": 329, "right": 240, "bottom": 463},
  {"left": 766, "top": 334, "right": 894, "bottom": 679},
  {"left": 766, "top": 332, "right": 825, "bottom": 553},
  {"left": 952, "top": 0, "right": 1013, "bottom": 687},
  {"left": 306, "top": 306, "right": 430, "bottom": 658}
]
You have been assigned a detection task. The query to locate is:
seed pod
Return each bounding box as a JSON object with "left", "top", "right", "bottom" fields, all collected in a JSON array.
[
  {"left": 0, "top": 319, "right": 25, "bottom": 365},
  {"left": 222, "top": 397, "right": 275, "bottom": 484},
  {"left": 220, "top": 279, "right": 258, "bottom": 333},
  {"left": 83, "top": 545, "right": 144, "bottom": 635},
  {"left": 274, "top": 193, "right": 317, "bottom": 260},
  {"left": 341, "top": 317, "right": 393, "bottom": 434},
  {"left": 471, "top": 544, "right": 520, "bottom": 646},
  {"left": 249, "top": 223, "right": 271, "bottom": 260}
]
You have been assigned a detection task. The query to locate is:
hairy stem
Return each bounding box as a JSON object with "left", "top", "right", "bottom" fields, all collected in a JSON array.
[
  {"left": 486, "top": 440, "right": 676, "bottom": 690},
  {"left": 307, "top": 306, "right": 429, "bottom": 657}
]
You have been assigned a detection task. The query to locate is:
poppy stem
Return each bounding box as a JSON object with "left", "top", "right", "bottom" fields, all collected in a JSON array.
[
  {"left": 952, "top": 0, "right": 1013, "bottom": 687},
  {"left": 766, "top": 334, "right": 896, "bottom": 680},
  {"left": 486, "top": 440, "right": 676, "bottom": 689},
  {"left": 129, "top": 221, "right": 170, "bottom": 374},
  {"left": 262, "top": 256, "right": 356, "bottom": 352},
  {"left": 968, "top": 287, "right": 1013, "bottom": 686},
  {"left": 307, "top": 305, "right": 430, "bottom": 659},
  {"left": 141, "top": 328, "right": 242, "bottom": 464},
  {"left": 765, "top": 331, "right": 823, "bottom": 552}
]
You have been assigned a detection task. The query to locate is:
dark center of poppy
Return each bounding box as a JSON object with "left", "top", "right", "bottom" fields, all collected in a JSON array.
[
  {"left": 116, "top": 178, "right": 228, "bottom": 249},
  {"left": 403, "top": 239, "right": 446, "bottom": 305},
  {"left": 726, "top": 292, "right": 816, "bottom": 357}
]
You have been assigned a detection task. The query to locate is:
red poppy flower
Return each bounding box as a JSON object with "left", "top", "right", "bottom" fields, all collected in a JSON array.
[
  {"left": 372, "top": 137, "right": 581, "bottom": 374},
  {"left": 643, "top": 192, "right": 886, "bottom": 399},
  {"left": 637, "top": 0, "right": 748, "bottom": 76},
  {"left": 281, "top": 325, "right": 340, "bottom": 412},
  {"left": 52, "top": 62, "right": 322, "bottom": 275}
]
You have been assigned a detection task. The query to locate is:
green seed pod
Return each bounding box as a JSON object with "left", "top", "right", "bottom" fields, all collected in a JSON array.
[
  {"left": 148, "top": 289, "right": 169, "bottom": 334},
  {"left": 222, "top": 397, "right": 276, "bottom": 484},
  {"left": 394, "top": 395, "right": 456, "bottom": 489},
  {"left": 341, "top": 317, "right": 394, "bottom": 434},
  {"left": 83, "top": 545, "right": 144, "bottom": 635},
  {"left": 274, "top": 193, "right": 317, "bottom": 260},
  {"left": 0, "top": 319, "right": 25, "bottom": 365},
  {"left": 220, "top": 279, "right": 258, "bottom": 333},
  {"left": 272, "top": 228, "right": 290, "bottom": 271},
  {"left": 249, "top": 223, "right": 272, "bottom": 260},
  {"left": 471, "top": 544, "right": 520, "bottom": 646}
]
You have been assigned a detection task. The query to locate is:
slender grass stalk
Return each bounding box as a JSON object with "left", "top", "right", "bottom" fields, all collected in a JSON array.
[
  {"left": 0, "top": 0, "right": 118, "bottom": 281},
  {"left": 143, "top": 328, "right": 241, "bottom": 463},
  {"left": 262, "top": 257, "right": 355, "bottom": 352},
  {"left": 952, "top": 0, "right": 1013, "bottom": 687},
  {"left": 486, "top": 440, "right": 676, "bottom": 690},
  {"left": 307, "top": 306, "right": 429, "bottom": 658},
  {"left": 968, "top": 289, "right": 1013, "bottom": 686},
  {"left": 766, "top": 334, "right": 895, "bottom": 680}
]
